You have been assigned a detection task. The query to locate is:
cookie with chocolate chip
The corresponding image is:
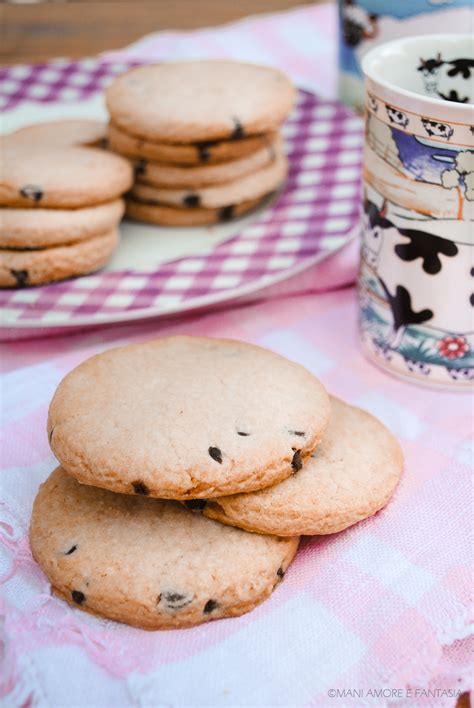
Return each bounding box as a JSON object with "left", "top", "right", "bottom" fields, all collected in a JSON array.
[
  {"left": 0, "top": 228, "right": 119, "bottom": 287},
  {"left": 108, "top": 122, "right": 276, "bottom": 166},
  {"left": 125, "top": 194, "right": 264, "bottom": 226},
  {"left": 0, "top": 145, "right": 133, "bottom": 208},
  {"left": 200, "top": 397, "right": 404, "bottom": 536},
  {"left": 128, "top": 136, "right": 280, "bottom": 189},
  {"left": 105, "top": 60, "right": 295, "bottom": 143},
  {"left": 30, "top": 467, "right": 299, "bottom": 629},
  {"left": 48, "top": 336, "right": 330, "bottom": 498},
  {"left": 131, "top": 150, "right": 287, "bottom": 210}
]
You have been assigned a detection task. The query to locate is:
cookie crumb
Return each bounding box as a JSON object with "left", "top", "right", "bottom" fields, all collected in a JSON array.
[
  {"left": 203, "top": 599, "right": 219, "bottom": 614},
  {"left": 132, "top": 481, "right": 150, "bottom": 495},
  {"left": 291, "top": 450, "right": 302, "bottom": 472},
  {"left": 208, "top": 446, "right": 223, "bottom": 464},
  {"left": 71, "top": 590, "right": 85, "bottom": 605}
]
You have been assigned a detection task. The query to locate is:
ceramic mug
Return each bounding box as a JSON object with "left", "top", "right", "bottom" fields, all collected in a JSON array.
[{"left": 358, "top": 34, "right": 474, "bottom": 389}]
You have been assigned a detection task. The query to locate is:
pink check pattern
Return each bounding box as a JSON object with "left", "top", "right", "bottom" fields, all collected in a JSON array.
[
  {"left": 1, "top": 290, "right": 472, "bottom": 707},
  {"left": 0, "top": 58, "right": 140, "bottom": 113},
  {"left": 0, "top": 63, "right": 362, "bottom": 333}
]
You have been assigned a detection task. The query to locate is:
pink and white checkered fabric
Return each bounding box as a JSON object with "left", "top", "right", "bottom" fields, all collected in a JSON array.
[
  {"left": 1, "top": 4, "right": 472, "bottom": 706},
  {"left": 1, "top": 290, "right": 472, "bottom": 707}
]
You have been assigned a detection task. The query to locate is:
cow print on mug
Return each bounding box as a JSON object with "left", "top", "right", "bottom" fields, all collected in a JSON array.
[
  {"left": 394, "top": 229, "right": 458, "bottom": 275},
  {"left": 417, "top": 54, "right": 473, "bottom": 104},
  {"left": 385, "top": 105, "right": 409, "bottom": 128},
  {"left": 421, "top": 118, "right": 454, "bottom": 141},
  {"left": 362, "top": 198, "right": 459, "bottom": 275},
  {"left": 362, "top": 198, "right": 389, "bottom": 268},
  {"left": 360, "top": 195, "right": 473, "bottom": 386},
  {"left": 417, "top": 54, "right": 443, "bottom": 94},
  {"left": 360, "top": 36, "right": 472, "bottom": 387}
]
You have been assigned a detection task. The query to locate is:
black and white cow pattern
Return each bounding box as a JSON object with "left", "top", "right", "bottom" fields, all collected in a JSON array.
[
  {"left": 417, "top": 55, "right": 473, "bottom": 103},
  {"left": 446, "top": 58, "right": 474, "bottom": 80},
  {"left": 363, "top": 199, "right": 458, "bottom": 274},
  {"left": 385, "top": 105, "right": 409, "bottom": 128},
  {"left": 421, "top": 118, "right": 454, "bottom": 140},
  {"left": 417, "top": 54, "right": 444, "bottom": 94},
  {"left": 394, "top": 229, "right": 458, "bottom": 275},
  {"left": 362, "top": 199, "right": 471, "bottom": 347},
  {"left": 438, "top": 90, "right": 469, "bottom": 104},
  {"left": 362, "top": 198, "right": 391, "bottom": 267},
  {"left": 378, "top": 279, "right": 433, "bottom": 348}
]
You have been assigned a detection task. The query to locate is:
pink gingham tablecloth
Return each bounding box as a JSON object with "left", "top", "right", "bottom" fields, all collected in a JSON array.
[{"left": 1, "top": 5, "right": 473, "bottom": 706}]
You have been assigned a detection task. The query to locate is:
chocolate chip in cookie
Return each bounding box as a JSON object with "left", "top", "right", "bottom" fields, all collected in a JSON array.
[
  {"left": 208, "top": 446, "right": 223, "bottom": 464},
  {"left": 10, "top": 269, "right": 29, "bottom": 287},
  {"left": 20, "top": 185, "right": 43, "bottom": 202}
]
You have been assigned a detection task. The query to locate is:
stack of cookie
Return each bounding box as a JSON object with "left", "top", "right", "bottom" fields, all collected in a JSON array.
[
  {"left": 0, "top": 126, "right": 132, "bottom": 287},
  {"left": 30, "top": 336, "right": 403, "bottom": 630},
  {"left": 105, "top": 60, "right": 295, "bottom": 226}
]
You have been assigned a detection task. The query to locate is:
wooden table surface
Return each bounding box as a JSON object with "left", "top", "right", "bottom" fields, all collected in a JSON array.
[
  {"left": 1, "top": 3, "right": 471, "bottom": 705},
  {"left": 1, "top": 0, "right": 313, "bottom": 65}
]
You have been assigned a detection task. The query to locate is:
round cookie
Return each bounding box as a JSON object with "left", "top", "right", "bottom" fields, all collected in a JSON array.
[
  {"left": 132, "top": 151, "right": 288, "bottom": 209},
  {"left": 125, "top": 195, "right": 264, "bottom": 227},
  {"left": 30, "top": 467, "right": 299, "bottom": 630},
  {"left": 0, "top": 229, "right": 118, "bottom": 287},
  {"left": 5, "top": 119, "right": 107, "bottom": 149},
  {"left": 106, "top": 61, "right": 296, "bottom": 142},
  {"left": 200, "top": 397, "right": 404, "bottom": 536},
  {"left": 108, "top": 121, "right": 276, "bottom": 166},
  {"left": 0, "top": 145, "right": 133, "bottom": 208},
  {"left": 133, "top": 137, "right": 280, "bottom": 189},
  {"left": 0, "top": 199, "right": 124, "bottom": 249},
  {"left": 48, "top": 336, "right": 330, "bottom": 499}
]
